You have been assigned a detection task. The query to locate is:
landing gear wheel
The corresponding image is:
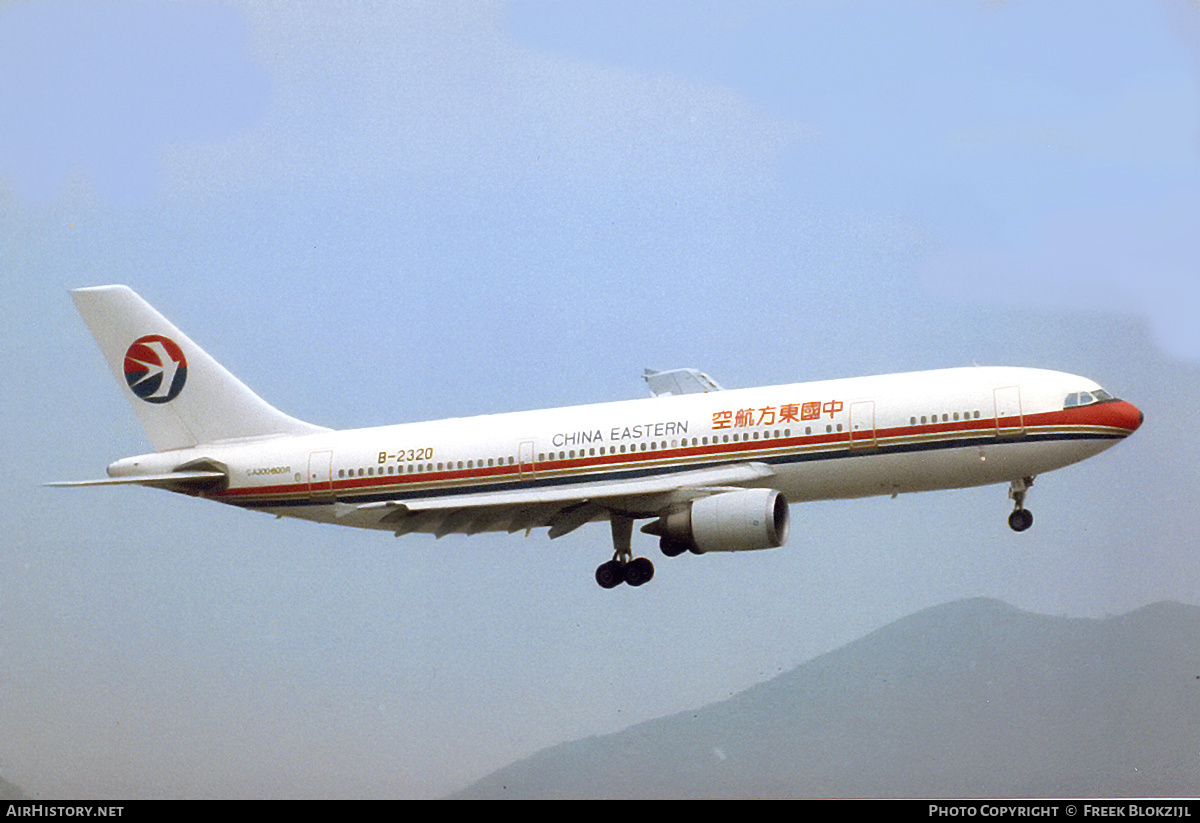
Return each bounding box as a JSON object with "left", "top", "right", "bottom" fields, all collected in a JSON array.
[
  {"left": 623, "top": 557, "right": 655, "bottom": 587},
  {"left": 597, "top": 515, "right": 657, "bottom": 589},
  {"left": 1008, "top": 508, "right": 1033, "bottom": 532},
  {"left": 595, "top": 560, "right": 625, "bottom": 589},
  {"left": 1007, "top": 476, "right": 1035, "bottom": 533}
]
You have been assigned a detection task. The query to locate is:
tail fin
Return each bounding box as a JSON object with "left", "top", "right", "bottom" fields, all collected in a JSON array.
[{"left": 71, "top": 285, "right": 329, "bottom": 451}]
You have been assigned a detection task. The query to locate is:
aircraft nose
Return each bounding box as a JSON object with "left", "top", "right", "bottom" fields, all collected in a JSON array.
[{"left": 1112, "top": 400, "right": 1144, "bottom": 434}]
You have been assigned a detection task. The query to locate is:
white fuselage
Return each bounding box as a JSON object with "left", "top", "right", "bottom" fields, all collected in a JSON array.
[{"left": 108, "top": 366, "right": 1143, "bottom": 534}]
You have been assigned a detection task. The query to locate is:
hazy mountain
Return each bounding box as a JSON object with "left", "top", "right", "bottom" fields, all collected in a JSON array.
[
  {"left": 0, "top": 776, "right": 27, "bottom": 800},
  {"left": 453, "top": 598, "right": 1200, "bottom": 798}
]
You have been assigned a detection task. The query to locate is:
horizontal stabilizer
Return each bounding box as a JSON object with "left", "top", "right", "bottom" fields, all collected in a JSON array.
[{"left": 46, "top": 470, "right": 227, "bottom": 490}]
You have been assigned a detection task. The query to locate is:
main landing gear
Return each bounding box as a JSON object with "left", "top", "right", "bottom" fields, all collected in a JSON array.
[
  {"left": 595, "top": 515, "right": 655, "bottom": 589},
  {"left": 1007, "top": 476, "right": 1035, "bottom": 532}
]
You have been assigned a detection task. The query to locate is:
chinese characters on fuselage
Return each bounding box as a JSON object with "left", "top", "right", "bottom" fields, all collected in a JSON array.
[{"left": 711, "top": 399, "right": 843, "bottom": 430}]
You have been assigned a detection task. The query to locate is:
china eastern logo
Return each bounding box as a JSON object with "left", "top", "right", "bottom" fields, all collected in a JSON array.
[{"left": 124, "top": 335, "right": 188, "bottom": 403}]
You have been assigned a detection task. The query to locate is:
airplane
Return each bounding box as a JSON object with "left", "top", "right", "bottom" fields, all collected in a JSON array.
[{"left": 52, "top": 285, "right": 1144, "bottom": 590}]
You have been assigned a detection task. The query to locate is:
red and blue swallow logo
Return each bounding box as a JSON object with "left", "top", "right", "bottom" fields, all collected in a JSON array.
[{"left": 124, "top": 335, "right": 187, "bottom": 403}]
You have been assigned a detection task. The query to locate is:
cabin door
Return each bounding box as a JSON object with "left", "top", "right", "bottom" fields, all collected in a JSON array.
[
  {"left": 518, "top": 440, "right": 536, "bottom": 478},
  {"left": 849, "top": 400, "right": 877, "bottom": 448},
  {"left": 993, "top": 386, "right": 1025, "bottom": 437},
  {"left": 307, "top": 450, "right": 334, "bottom": 499}
]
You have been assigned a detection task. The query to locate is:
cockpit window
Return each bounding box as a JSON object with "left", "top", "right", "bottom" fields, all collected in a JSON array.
[{"left": 1064, "top": 388, "right": 1116, "bottom": 408}]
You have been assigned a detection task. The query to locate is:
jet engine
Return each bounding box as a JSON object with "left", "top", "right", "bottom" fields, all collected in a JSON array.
[{"left": 643, "top": 488, "right": 790, "bottom": 555}]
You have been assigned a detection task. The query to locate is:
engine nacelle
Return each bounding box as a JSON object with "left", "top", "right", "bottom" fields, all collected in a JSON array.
[{"left": 648, "top": 488, "right": 790, "bottom": 555}]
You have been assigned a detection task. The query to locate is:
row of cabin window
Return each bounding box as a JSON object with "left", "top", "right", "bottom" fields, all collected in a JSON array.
[
  {"left": 335, "top": 431, "right": 791, "bottom": 478},
  {"left": 335, "top": 398, "right": 1108, "bottom": 481},
  {"left": 338, "top": 456, "right": 518, "bottom": 478},
  {"left": 337, "top": 416, "right": 1003, "bottom": 479},
  {"left": 537, "top": 429, "right": 805, "bottom": 462},
  {"left": 909, "top": 411, "right": 983, "bottom": 425},
  {"left": 335, "top": 422, "right": 902, "bottom": 479}
]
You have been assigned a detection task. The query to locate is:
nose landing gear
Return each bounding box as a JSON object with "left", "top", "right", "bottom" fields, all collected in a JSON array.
[{"left": 1007, "top": 476, "right": 1035, "bottom": 532}]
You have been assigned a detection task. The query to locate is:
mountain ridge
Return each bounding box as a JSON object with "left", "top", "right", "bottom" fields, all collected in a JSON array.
[{"left": 453, "top": 598, "right": 1200, "bottom": 798}]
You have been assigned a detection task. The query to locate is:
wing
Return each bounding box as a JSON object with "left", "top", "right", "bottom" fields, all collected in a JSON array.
[
  {"left": 642, "top": 367, "right": 724, "bottom": 396},
  {"left": 353, "top": 462, "right": 775, "bottom": 539}
]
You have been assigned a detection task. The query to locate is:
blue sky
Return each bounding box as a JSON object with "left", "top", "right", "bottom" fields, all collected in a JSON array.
[{"left": 2, "top": 0, "right": 1198, "bottom": 799}]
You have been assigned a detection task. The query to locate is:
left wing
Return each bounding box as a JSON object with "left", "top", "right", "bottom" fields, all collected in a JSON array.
[{"left": 354, "top": 462, "right": 775, "bottom": 538}]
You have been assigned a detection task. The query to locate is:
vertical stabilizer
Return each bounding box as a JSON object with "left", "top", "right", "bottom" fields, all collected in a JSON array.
[{"left": 71, "top": 285, "right": 329, "bottom": 451}]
